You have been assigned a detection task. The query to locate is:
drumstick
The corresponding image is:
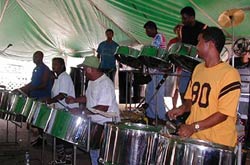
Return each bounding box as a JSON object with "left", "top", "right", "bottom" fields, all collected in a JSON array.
[
  {"left": 17, "top": 88, "right": 28, "bottom": 97},
  {"left": 56, "top": 99, "right": 71, "bottom": 111},
  {"left": 88, "top": 107, "right": 118, "bottom": 118}
]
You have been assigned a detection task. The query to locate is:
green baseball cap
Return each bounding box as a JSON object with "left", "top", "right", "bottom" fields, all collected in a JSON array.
[{"left": 78, "top": 56, "right": 100, "bottom": 69}]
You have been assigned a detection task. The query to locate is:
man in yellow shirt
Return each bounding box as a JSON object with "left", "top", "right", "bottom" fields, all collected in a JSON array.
[{"left": 167, "top": 27, "right": 241, "bottom": 147}]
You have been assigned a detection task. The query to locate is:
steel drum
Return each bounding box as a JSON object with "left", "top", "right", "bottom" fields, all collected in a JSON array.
[
  {"left": 115, "top": 46, "right": 141, "bottom": 68},
  {"left": 155, "top": 135, "right": 236, "bottom": 165},
  {"left": 4, "top": 94, "right": 27, "bottom": 121},
  {"left": 20, "top": 97, "right": 34, "bottom": 117},
  {"left": 8, "top": 94, "right": 26, "bottom": 115},
  {"left": 26, "top": 102, "right": 52, "bottom": 129},
  {"left": 99, "top": 122, "right": 162, "bottom": 165},
  {"left": 168, "top": 43, "right": 203, "bottom": 72},
  {"left": 0, "top": 90, "right": 11, "bottom": 119},
  {"left": 45, "top": 109, "right": 91, "bottom": 148},
  {"left": 138, "top": 46, "right": 171, "bottom": 68}
]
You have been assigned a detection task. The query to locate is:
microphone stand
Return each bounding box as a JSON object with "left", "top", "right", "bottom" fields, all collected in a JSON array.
[{"left": 0, "top": 44, "right": 13, "bottom": 54}]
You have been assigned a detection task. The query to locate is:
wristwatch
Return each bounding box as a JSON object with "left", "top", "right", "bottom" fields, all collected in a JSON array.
[{"left": 194, "top": 122, "right": 200, "bottom": 132}]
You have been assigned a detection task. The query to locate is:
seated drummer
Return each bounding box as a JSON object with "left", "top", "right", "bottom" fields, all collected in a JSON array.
[
  {"left": 65, "top": 56, "right": 120, "bottom": 165},
  {"left": 167, "top": 27, "right": 241, "bottom": 147}
]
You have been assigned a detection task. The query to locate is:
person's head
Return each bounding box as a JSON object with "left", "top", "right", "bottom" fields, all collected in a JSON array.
[
  {"left": 52, "top": 57, "right": 66, "bottom": 75},
  {"left": 144, "top": 21, "right": 158, "bottom": 38},
  {"left": 33, "top": 51, "right": 44, "bottom": 65},
  {"left": 79, "top": 56, "right": 102, "bottom": 80},
  {"left": 197, "top": 27, "right": 225, "bottom": 58},
  {"left": 180, "top": 6, "right": 195, "bottom": 26},
  {"left": 105, "top": 29, "right": 114, "bottom": 41}
]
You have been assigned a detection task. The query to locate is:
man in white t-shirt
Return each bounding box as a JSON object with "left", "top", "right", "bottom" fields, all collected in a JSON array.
[
  {"left": 46, "top": 57, "right": 79, "bottom": 164},
  {"left": 47, "top": 57, "right": 78, "bottom": 109},
  {"left": 66, "top": 55, "right": 120, "bottom": 165}
]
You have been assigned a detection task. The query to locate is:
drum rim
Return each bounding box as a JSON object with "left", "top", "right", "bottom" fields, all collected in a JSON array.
[{"left": 159, "top": 134, "right": 235, "bottom": 151}]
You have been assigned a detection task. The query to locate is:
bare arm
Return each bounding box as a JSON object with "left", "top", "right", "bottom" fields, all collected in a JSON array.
[
  {"left": 177, "top": 112, "right": 227, "bottom": 137},
  {"left": 92, "top": 105, "right": 109, "bottom": 112},
  {"left": 46, "top": 93, "right": 67, "bottom": 104},
  {"left": 167, "top": 99, "right": 192, "bottom": 120},
  {"left": 65, "top": 96, "right": 87, "bottom": 104}
]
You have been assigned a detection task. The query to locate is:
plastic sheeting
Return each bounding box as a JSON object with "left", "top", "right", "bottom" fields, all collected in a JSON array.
[{"left": 0, "top": 0, "right": 249, "bottom": 60}]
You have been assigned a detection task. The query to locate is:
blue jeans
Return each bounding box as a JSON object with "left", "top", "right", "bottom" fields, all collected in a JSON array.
[{"left": 90, "top": 149, "right": 100, "bottom": 165}]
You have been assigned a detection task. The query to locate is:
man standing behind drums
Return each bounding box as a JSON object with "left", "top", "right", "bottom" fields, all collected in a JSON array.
[
  {"left": 168, "top": 27, "right": 241, "bottom": 147},
  {"left": 167, "top": 24, "right": 183, "bottom": 109},
  {"left": 16, "top": 51, "right": 53, "bottom": 100},
  {"left": 167, "top": 24, "right": 182, "bottom": 49},
  {"left": 143, "top": 21, "right": 167, "bottom": 125},
  {"left": 97, "top": 29, "right": 119, "bottom": 82},
  {"left": 178, "top": 6, "right": 207, "bottom": 101},
  {"left": 14, "top": 51, "right": 53, "bottom": 147},
  {"left": 46, "top": 57, "right": 78, "bottom": 110},
  {"left": 45, "top": 57, "right": 79, "bottom": 164},
  {"left": 66, "top": 56, "right": 120, "bottom": 165}
]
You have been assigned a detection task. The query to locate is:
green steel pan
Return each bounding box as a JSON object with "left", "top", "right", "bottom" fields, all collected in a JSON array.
[
  {"left": 138, "top": 46, "right": 171, "bottom": 68},
  {"left": 168, "top": 42, "right": 203, "bottom": 72},
  {"left": 21, "top": 97, "right": 34, "bottom": 117},
  {"left": 26, "top": 102, "right": 52, "bottom": 129},
  {"left": 45, "top": 109, "right": 91, "bottom": 147},
  {"left": 115, "top": 46, "right": 142, "bottom": 68},
  {"left": 0, "top": 90, "right": 11, "bottom": 119}
]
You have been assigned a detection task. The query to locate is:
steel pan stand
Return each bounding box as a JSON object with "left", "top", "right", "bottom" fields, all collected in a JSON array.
[
  {"left": 73, "top": 145, "right": 77, "bottom": 165},
  {"left": 136, "top": 73, "right": 168, "bottom": 126}
]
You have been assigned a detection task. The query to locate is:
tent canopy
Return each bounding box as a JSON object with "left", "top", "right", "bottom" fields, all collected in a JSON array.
[{"left": 0, "top": 0, "right": 249, "bottom": 60}]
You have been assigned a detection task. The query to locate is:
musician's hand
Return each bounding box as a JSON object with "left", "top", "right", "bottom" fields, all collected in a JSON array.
[
  {"left": 167, "top": 106, "right": 185, "bottom": 120},
  {"left": 46, "top": 98, "right": 53, "bottom": 104},
  {"left": 65, "top": 96, "right": 75, "bottom": 104},
  {"left": 177, "top": 124, "right": 195, "bottom": 138}
]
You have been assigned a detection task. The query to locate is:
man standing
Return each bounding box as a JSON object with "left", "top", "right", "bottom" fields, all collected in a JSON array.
[
  {"left": 15, "top": 51, "right": 53, "bottom": 147},
  {"left": 143, "top": 21, "right": 167, "bottom": 125},
  {"left": 178, "top": 6, "right": 207, "bottom": 101},
  {"left": 66, "top": 56, "right": 120, "bottom": 165},
  {"left": 18, "top": 51, "right": 53, "bottom": 100},
  {"left": 168, "top": 27, "right": 241, "bottom": 147},
  {"left": 46, "top": 57, "right": 78, "bottom": 109},
  {"left": 97, "top": 29, "right": 119, "bottom": 82}
]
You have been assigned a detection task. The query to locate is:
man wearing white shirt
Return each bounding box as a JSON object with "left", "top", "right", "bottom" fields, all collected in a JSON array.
[
  {"left": 48, "top": 58, "right": 79, "bottom": 109},
  {"left": 66, "top": 55, "right": 120, "bottom": 165},
  {"left": 46, "top": 57, "right": 79, "bottom": 164}
]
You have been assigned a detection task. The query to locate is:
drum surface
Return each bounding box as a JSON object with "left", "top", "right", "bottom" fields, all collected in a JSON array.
[
  {"left": 21, "top": 97, "right": 34, "bottom": 117},
  {"left": 8, "top": 94, "right": 26, "bottom": 115},
  {"left": 115, "top": 46, "right": 141, "bottom": 68},
  {"left": 168, "top": 43, "right": 203, "bottom": 72},
  {"left": 0, "top": 90, "right": 11, "bottom": 118},
  {"left": 45, "top": 109, "right": 91, "bottom": 147},
  {"left": 138, "top": 46, "right": 171, "bottom": 68},
  {"left": 27, "top": 102, "right": 52, "bottom": 129},
  {"left": 155, "top": 135, "right": 236, "bottom": 165},
  {"left": 99, "top": 122, "right": 162, "bottom": 165}
]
